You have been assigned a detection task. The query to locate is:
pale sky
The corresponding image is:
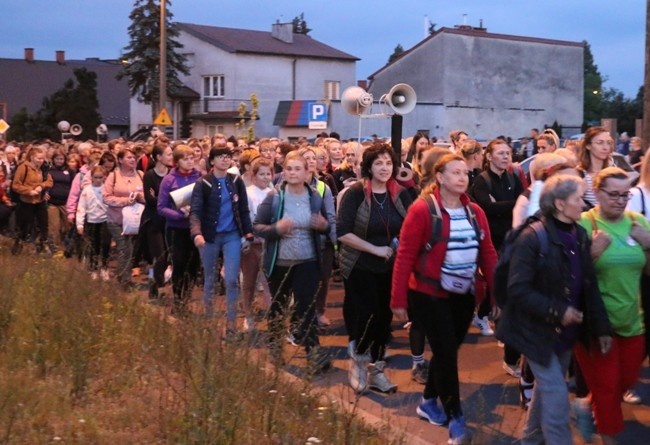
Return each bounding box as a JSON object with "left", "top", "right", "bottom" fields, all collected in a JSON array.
[{"left": 1, "top": 0, "right": 645, "bottom": 97}]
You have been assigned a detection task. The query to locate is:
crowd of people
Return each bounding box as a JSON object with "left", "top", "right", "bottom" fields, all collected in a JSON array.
[{"left": 0, "top": 126, "right": 648, "bottom": 444}]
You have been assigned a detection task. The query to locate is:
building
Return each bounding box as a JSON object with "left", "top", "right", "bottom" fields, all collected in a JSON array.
[
  {"left": 132, "top": 21, "right": 359, "bottom": 140},
  {"left": 0, "top": 49, "right": 130, "bottom": 140},
  {"left": 361, "top": 25, "right": 585, "bottom": 142}
]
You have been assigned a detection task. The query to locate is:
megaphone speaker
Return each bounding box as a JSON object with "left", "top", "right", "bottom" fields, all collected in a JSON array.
[
  {"left": 385, "top": 83, "right": 417, "bottom": 115},
  {"left": 57, "top": 120, "right": 70, "bottom": 132},
  {"left": 341, "top": 86, "right": 373, "bottom": 116},
  {"left": 70, "top": 124, "right": 83, "bottom": 136},
  {"left": 96, "top": 124, "right": 107, "bottom": 135}
]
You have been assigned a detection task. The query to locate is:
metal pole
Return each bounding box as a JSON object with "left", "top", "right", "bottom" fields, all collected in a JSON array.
[{"left": 159, "top": 0, "right": 167, "bottom": 118}]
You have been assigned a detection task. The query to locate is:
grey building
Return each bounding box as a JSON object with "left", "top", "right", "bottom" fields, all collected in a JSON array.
[{"left": 361, "top": 26, "right": 585, "bottom": 142}]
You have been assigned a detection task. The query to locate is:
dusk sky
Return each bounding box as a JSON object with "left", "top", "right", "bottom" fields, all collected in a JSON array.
[{"left": 1, "top": 0, "right": 645, "bottom": 97}]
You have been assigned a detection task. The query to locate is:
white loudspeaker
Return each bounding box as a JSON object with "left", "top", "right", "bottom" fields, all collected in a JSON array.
[
  {"left": 57, "top": 120, "right": 70, "bottom": 132},
  {"left": 384, "top": 83, "right": 417, "bottom": 115},
  {"left": 96, "top": 124, "right": 108, "bottom": 135},
  {"left": 341, "top": 86, "right": 373, "bottom": 116},
  {"left": 70, "top": 124, "right": 83, "bottom": 136}
]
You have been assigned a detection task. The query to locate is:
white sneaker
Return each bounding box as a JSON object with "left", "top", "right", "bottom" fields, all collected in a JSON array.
[
  {"left": 472, "top": 315, "right": 494, "bottom": 336},
  {"left": 502, "top": 361, "right": 521, "bottom": 378},
  {"left": 100, "top": 268, "right": 110, "bottom": 282},
  {"left": 367, "top": 361, "right": 397, "bottom": 393},
  {"left": 243, "top": 316, "right": 255, "bottom": 333},
  {"left": 348, "top": 351, "right": 371, "bottom": 393}
]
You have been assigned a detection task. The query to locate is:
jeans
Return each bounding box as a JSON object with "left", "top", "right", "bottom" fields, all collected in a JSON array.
[
  {"left": 199, "top": 230, "right": 241, "bottom": 323},
  {"left": 107, "top": 222, "right": 136, "bottom": 285},
  {"left": 523, "top": 350, "right": 573, "bottom": 445}
]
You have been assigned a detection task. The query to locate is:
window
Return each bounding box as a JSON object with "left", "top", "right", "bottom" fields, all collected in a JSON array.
[
  {"left": 207, "top": 125, "right": 224, "bottom": 137},
  {"left": 204, "top": 75, "right": 225, "bottom": 98},
  {"left": 324, "top": 81, "right": 340, "bottom": 100}
]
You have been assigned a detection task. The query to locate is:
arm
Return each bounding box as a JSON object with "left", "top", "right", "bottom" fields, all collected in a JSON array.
[
  {"left": 143, "top": 171, "right": 159, "bottom": 209},
  {"left": 66, "top": 173, "right": 82, "bottom": 220},
  {"left": 336, "top": 186, "right": 387, "bottom": 258},
  {"left": 41, "top": 172, "right": 53, "bottom": 189},
  {"left": 470, "top": 174, "right": 517, "bottom": 217},
  {"left": 253, "top": 191, "right": 284, "bottom": 241},
  {"left": 236, "top": 177, "right": 254, "bottom": 238},
  {"left": 157, "top": 176, "right": 186, "bottom": 222},
  {"left": 189, "top": 180, "right": 205, "bottom": 241},
  {"left": 322, "top": 186, "right": 337, "bottom": 244},
  {"left": 76, "top": 188, "right": 88, "bottom": 232}
]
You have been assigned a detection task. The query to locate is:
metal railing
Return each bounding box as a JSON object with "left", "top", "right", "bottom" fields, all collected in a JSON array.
[{"left": 188, "top": 98, "right": 251, "bottom": 115}]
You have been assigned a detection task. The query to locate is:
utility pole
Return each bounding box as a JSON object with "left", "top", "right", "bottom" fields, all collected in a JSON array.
[{"left": 159, "top": 0, "right": 167, "bottom": 116}]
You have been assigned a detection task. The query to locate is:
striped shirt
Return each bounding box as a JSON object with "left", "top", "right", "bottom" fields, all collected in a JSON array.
[{"left": 441, "top": 207, "right": 479, "bottom": 279}]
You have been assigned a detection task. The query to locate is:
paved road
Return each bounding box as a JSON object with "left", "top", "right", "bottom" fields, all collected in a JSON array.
[{"left": 281, "top": 280, "right": 650, "bottom": 445}]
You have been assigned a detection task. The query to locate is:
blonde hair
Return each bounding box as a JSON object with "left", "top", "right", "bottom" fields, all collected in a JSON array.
[{"left": 530, "top": 153, "right": 567, "bottom": 181}]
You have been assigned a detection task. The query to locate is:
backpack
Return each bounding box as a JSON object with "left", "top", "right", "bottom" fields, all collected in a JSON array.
[
  {"left": 493, "top": 218, "right": 548, "bottom": 308},
  {"left": 414, "top": 194, "right": 482, "bottom": 288}
]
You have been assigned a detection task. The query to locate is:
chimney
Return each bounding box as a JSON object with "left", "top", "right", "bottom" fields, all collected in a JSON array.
[
  {"left": 24, "top": 48, "right": 34, "bottom": 63},
  {"left": 56, "top": 50, "right": 65, "bottom": 65},
  {"left": 271, "top": 22, "right": 293, "bottom": 44}
]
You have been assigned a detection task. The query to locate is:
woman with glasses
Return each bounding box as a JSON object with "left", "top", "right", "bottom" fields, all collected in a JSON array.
[
  {"left": 577, "top": 167, "right": 650, "bottom": 444},
  {"left": 578, "top": 126, "right": 615, "bottom": 208},
  {"left": 190, "top": 148, "right": 254, "bottom": 332}
]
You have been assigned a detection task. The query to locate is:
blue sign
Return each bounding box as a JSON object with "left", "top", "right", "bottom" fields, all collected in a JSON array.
[{"left": 309, "top": 103, "right": 327, "bottom": 122}]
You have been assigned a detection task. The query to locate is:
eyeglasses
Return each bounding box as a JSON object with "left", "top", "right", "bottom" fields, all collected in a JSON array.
[
  {"left": 599, "top": 189, "right": 631, "bottom": 201},
  {"left": 214, "top": 154, "right": 232, "bottom": 160},
  {"left": 92, "top": 176, "right": 105, "bottom": 179}
]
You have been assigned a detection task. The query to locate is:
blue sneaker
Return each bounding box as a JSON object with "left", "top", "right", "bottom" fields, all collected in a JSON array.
[
  {"left": 572, "top": 397, "right": 594, "bottom": 443},
  {"left": 416, "top": 397, "right": 448, "bottom": 426},
  {"left": 448, "top": 415, "right": 471, "bottom": 445}
]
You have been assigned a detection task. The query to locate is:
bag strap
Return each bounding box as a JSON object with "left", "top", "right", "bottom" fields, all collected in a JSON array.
[{"left": 636, "top": 186, "right": 646, "bottom": 217}]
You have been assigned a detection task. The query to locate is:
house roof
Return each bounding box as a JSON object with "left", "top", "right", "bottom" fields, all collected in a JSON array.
[
  {"left": 368, "top": 26, "right": 584, "bottom": 79},
  {"left": 0, "top": 57, "right": 130, "bottom": 126},
  {"left": 177, "top": 22, "right": 359, "bottom": 61}
]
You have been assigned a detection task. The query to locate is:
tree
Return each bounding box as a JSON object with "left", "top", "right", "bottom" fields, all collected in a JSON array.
[
  {"left": 583, "top": 40, "right": 605, "bottom": 126},
  {"left": 292, "top": 13, "right": 311, "bottom": 35},
  {"left": 388, "top": 44, "right": 404, "bottom": 64},
  {"left": 8, "top": 68, "right": 102, "bottom": 142},
  {"left": 117, "top": 0, "right": 189, "bottom": 119}
]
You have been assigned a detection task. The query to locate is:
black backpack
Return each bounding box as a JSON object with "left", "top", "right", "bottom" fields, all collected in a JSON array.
[{"left": 493, "top": 217, "right": 548, "bottom": 308}]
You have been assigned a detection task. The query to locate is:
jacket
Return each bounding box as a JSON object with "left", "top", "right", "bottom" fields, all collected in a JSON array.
[
  {"left": 189, "top": 172, "right": 253, "bottom": 243},
  {"left": 253, "top": 182, "right": 329, "bottom": 277},
  {"left": 157, "top": 167, "right": 200, "bottom": 230},
  {"left": 391, "top": 188, "right": 497, "bottom": 308},
  {"left": 495, "top": 216, "right": 612, "bottom": 366},
  {"left": 337, "top": 178, "right": 411, "bottom": 279},
  {"left": 47, "top": 166, "right": 75, "bottom": 206},
  {"left": 11, "top": 162, "right": 53, "bottom": 204}
]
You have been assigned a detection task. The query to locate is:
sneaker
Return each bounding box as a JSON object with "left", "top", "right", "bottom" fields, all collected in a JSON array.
[
  {"left": 367, "top": 361, "right": 397, "bottom": 393},
  {"left": 411, "top": 361, "right": 429, "bottom": 385},
  {"left": 497, "top": 341, "right": 505, "bottom": 348},
  {"left": 519, "top": 378, "right": 534, "bottom": 410},
  {"left": 416, "top": 397, "right": 448, "bottom": 426},
  {"left": 317, "top": 313, "right": 331, "bottom": 327},
  {"left": 90, "top": 271, "right": 99, "bottom": 281},
  {"left": 243, "top": 316, "right": 255, "bottom": 333},
  {"left": 100, "top": 268, "right": 110, "bottom": 282},
  {"left": 572, "top": 397, "right": 595, "bottom": 443},
  {"left": 448, "top": 415, "right": 472, "bottom": 445},
  {"left": 164, "top": 265, "right": 172, "bottom": 283},
  {"left": 472, "top": 315, "right": 494, "bottom": 336},
  {"left": 349, "top": 351, "right": 371, "bottom": 393},
  {"left": 623, "top": 389, "right": 642, "bottom": 404},
  {"left": 503, "top": 361, "right": 521, "bottom": 378},
  {"left": 307, "top": 346, "right": 332, "bottom": 375}
]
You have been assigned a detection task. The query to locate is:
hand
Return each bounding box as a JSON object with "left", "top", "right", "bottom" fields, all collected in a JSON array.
[
  {"left": 310, "top": 213, "right": 328, "bottom": 231},
  {"left": 391, "top": 307, "right": 408, "bottom": 322},
  {"left": 490, "top": 305, "right": 502, "bottom": 322},
  {"left": 135, "top": 192, "right": 145, "bottom": 203},
  {"left": 194, "top": 235, "right": 206, "bottom": 249},
  {"left": 77, "top": 226, "right": 84, "bottom": 235},
  {"left": 560, "top": 306, "right": 583, "bottom": 326},
  {"left": 598, "top": 335, "right": 613, "bottom": 355},
  {"left": 29, "top": 189, "right": 39, "bottom": 196},
  {"left": 148, "top": 187, "right": 156, "bottom": 198},
  {"left": 375, "top": 245, "right": 393, "bottom": 260},
  {"left": 44, "top": 192, "right": 50, "bottom": 201},
  {"left": 630, "top": 221, "right": 650, "bottom": 249},
  {"left": 34, "top": 185, "right": 42, "bottom": 194},
  {"left": 275, "top": 217, "right": 295, "bottom": 236},
  {"left": 67, "top": 214, "right": 76, "bottom": 223},
  {"left": 180, "top": 205, "right": 190, "bottom": 218},
  {"left": 241, "top": 240, "right": 252, "bottom": 254},
  {"left": 590, "top": 229, "right": 611, "bottom": 259}
]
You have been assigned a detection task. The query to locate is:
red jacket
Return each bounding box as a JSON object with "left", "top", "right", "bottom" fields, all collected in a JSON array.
[{"left": 391, "top": 188, "right": 497, "bottom": 309}]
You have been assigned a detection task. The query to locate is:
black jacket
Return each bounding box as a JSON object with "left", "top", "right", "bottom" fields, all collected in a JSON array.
[{"left": 496, "top": 216, "right": 611, "bottom": 366}]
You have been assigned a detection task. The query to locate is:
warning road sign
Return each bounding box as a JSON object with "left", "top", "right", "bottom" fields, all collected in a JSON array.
[
  {"left": 154, "top": 108, "right": 172, "bottom": 126},
  {"left": 0, "top": 119, "right": 9, "bottom": 134}
]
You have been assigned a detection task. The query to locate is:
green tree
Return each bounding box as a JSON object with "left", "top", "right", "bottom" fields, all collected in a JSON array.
[
  {"left": 600, "top": 87, "right": 642, "bottom": 135},
  {"left": 583, "top": 40, "right": 605, "bottom": 126},
  {"left": 8, "top": 68, "right": 102, "bottom": 142},
  {"left": 388, "top": 44, "right": 404, "bottom": 64},
  {"left": 117, "top": 0, "right": 189, "bottom": 118}
]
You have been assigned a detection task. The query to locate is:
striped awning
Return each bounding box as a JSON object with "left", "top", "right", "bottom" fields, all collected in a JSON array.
[{"left": 273, "top": 100, "right": 321, "bottom": 127}]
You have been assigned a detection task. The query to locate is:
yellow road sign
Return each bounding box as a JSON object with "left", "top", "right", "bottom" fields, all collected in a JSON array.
[
  {"left": 0, "top": 119, "right": 9, "bottom": 134},
  {"left": 154, "top": 108, "right": 172, "bottom": 126}
]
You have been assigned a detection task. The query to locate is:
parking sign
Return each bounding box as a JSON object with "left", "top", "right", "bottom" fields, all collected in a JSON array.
[{"left": 309, "top": 102, "right": 327, "bottom": 130}]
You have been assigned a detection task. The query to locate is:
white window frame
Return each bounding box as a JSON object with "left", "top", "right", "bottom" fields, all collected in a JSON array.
[
  {"left": 203, "top": 75, "right": 225, "bottom": 98},
  {"left": 324, "top": 81, "right": 340, "bottom": 100}
]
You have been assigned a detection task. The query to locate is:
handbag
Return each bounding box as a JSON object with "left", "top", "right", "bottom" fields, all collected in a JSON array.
[{"left": 122, "top": 202, "right": 144, "bottom": 235}]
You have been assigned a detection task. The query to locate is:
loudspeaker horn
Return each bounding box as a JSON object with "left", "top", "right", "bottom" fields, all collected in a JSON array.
[
  {"left": 96, "top": 124, "right": 108, "bottom": 135},
  {"left": 341, "top": 86, "right": 373, "bottom": 116},
  {"left": 70, "top": 124, "right": 83, "bottom": 136},
  {"left": 57, "top": 120, "right": 70, "bottom": 132},
  {"left": 384, "top": 83, "right": 417, "bottom": 115}
]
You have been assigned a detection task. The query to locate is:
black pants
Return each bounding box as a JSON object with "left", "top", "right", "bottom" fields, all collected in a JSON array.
[
  {"left": 16, "top": 201, "right": 48, "bottom": 243},
  {"left": 268, "top": 261, "right": 320, "bottom": 353},
  {"left": 409, "top": 289, "right": 475, "bottom": 418},
  {"left": 84, "top": 221, "right": 111, "bottom": 271},
  {"left": 343, "top": 267, "right": 393, "bottom": 362},
  {"left": 142, "top": 221, "right": 167, "bottom": 288},
  {"left": 166, "top": 227, "right": 200, "bottom": 299}
]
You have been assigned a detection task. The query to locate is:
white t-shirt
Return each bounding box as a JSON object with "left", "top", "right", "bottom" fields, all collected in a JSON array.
[{"left": 246, "top": 183, "right": 272, "bottom": 222}]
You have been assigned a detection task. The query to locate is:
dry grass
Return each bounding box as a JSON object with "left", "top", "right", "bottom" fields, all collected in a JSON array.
[{"left": 0, "top": 245, "right": 398, "bottom": 444}]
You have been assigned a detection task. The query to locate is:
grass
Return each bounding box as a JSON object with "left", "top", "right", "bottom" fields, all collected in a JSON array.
[{"left": 0, "top": 244, "right": 400, "bottom": 444}]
